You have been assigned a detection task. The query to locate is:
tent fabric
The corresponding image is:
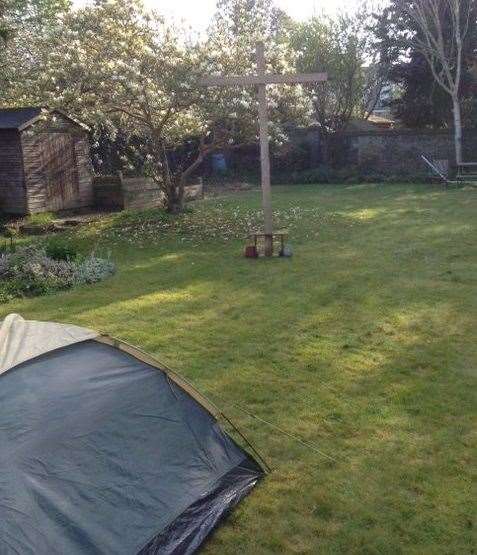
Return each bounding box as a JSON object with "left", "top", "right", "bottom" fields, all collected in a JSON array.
[
  {"left": 0, "top": 314, "right": 98, "bottom": 375},
  {"left": 0, "top": 316, "right": 263, "bottom": 554}
]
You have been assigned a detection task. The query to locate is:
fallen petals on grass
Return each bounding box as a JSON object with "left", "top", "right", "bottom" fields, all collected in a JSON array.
[{"left": 81, "top": 203, "right": 346, "bottom": 247}]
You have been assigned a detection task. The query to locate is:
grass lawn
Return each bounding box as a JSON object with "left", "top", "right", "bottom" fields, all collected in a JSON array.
[{"left": 1, "top": 183, "right": 476, "bottom": 554}]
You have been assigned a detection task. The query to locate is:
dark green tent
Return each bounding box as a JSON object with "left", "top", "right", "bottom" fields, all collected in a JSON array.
[{"left": 0, "top": 315, "right": 264, "bottom": 554}]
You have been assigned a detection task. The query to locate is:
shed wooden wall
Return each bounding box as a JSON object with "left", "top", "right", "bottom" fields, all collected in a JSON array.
[
  {"left": 21, "top": 134, "right": 49, "bottom": 213},
  {"left": 74, "top": 136, "right": 94, "bottom": 209},
  {"left": 0, "top": 130, "right": 27, "bottom": 214},
  {"left": 0, "top": 113, "right": 94, "bottom": 215},
  {"left": 22, "top": 132, "right": 93, "bottom": 213}
]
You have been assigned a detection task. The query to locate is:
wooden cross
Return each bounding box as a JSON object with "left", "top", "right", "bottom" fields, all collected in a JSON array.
[{"left": 201, "top": 42, "right": 327, "bottom": 256}]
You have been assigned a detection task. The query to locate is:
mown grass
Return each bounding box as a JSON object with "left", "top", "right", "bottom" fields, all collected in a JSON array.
[{"left": 1, "top": 183, "right": 476, "bottom": 554}]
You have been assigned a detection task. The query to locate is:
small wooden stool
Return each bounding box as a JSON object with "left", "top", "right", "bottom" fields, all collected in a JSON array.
[{"left": 245, "top": 231, "right": 288, "bottom": 258}]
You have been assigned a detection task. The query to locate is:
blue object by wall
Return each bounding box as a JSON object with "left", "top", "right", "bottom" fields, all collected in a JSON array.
[{"left": 212, "top": 152, "right": 227, "bottom": 173}]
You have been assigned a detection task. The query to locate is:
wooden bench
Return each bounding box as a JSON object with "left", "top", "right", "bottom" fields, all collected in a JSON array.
[{"left": 245, "top": 231, "right": 288, "bottom": 258}]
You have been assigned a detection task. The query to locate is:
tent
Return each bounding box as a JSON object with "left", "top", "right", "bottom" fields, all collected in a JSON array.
[{"left": 0, "top": 314, "right": 264, "bottom": 554}]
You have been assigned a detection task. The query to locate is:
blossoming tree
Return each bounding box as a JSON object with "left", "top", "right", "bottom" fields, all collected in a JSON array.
[{"left": 28, "top": 0, "right": 310, "bottom": 213}]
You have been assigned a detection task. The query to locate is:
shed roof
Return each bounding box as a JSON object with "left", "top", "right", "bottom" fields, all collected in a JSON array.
[
  {"left": 0, "top": 107, "right": 43, "bottom": 130},
  {"left": 0, "top": 107, "right": 88, "bottom": 131}
]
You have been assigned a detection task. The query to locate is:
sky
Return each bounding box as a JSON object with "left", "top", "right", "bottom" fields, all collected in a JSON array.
[{"left": 73, "top": 1, "right": 365, "bottom": 30}]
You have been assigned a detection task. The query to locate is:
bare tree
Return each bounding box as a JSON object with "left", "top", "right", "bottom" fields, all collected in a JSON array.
[{"left": 396, "top": 0, "right": 473, "bottom": 164}]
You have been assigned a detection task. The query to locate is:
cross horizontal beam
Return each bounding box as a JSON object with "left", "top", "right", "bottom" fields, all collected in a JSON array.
[{"left": 200, "top": 72, "right": 328, "bottom": 87}]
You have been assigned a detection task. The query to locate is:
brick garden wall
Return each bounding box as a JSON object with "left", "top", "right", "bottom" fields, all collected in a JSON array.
[
  {"left": 328, "top": 129, "right": 477, "bottom": 175},
  {"left": 210, "top": 127, "right": 477, "bottom": 180}
]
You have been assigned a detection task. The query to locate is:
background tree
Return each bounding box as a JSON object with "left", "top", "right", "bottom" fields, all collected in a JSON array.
[
  {"left": 289, "top": 9, "right": 376, "bottom": 142},
  {"left": 37, "top": 0, "right": 216, "bottom": 212},
  {"left": 373, "top": 0, "right": 476, "bottom": 161},
  {"left": 0, "top": 0, "right": 10, "bottom": 41},
  {"left": 205, "top": 0, "right": 311, "bottom": 150},
  {"left": 31, "top": 0, "right": 310, "bottom": 213},
  {"left": 211, "top": 0, "right": 292, "bottom": 39},
  {"left": 0, "top": 0, "right": 70, "bottom": 103}
]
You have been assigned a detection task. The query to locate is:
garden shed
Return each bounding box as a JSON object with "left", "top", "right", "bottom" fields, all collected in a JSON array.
[{"left": 0, "top": 107, "right": 93, "bottom": 214}]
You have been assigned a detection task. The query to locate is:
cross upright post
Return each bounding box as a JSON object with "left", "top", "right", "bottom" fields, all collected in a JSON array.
[
  {"left": 256, "top": 43, "right": 274, "bottom": 256},
  {"left": 200, "top": 43, "right": 327, "bottom": 257}
]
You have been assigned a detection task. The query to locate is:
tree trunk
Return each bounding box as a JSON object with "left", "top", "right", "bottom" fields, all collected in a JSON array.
[
  {"left": 452, "top": 94, "right": 463, "bottom": 166},
  {"left": 155, "top": 143, "right": 185, "bottom": 215},
  {"left": 165, "top": 175, "right": 185, "bottom": 214},
  {"left": 320, "top": 133, "right": 330, "bottom": 167}
]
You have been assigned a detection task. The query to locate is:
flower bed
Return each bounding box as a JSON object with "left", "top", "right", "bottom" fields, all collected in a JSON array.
[{"left": 0, "top": 244, "right": 115, "bottom": 303}]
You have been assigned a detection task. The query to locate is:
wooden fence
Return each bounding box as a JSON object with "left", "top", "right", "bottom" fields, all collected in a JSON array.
[{"left": 93, "top": 175, "right": 203, "bottom": 211}]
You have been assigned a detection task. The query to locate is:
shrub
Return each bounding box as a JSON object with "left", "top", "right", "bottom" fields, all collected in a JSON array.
[
  {"left": 0, "top": 244, "right": 115, "bottom": 301},
  {"left": 294, "top": 167, "right": 331, "bottom": 184},
  {"left": 74, "top": 253, "right": 116, "bottom": 285},
  {"left": 45, "top": 237, "right": 80, "bottom": 261},
  {"left": 273, "top": 167, "right": 331, "bottom": 185},
  {"left": 271, "top": 166, "right": 434, "bottom": 186},
  {"left": 0, "top": 281, "right": 19, "bottom": 304},
  {"left": 0, "top": 245, "right": 77, "bottom": 296},
  {"left": 0, "top": 253, "right": 10, "bottom": 278}
]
